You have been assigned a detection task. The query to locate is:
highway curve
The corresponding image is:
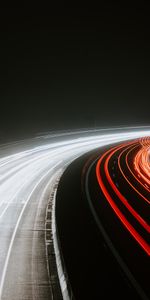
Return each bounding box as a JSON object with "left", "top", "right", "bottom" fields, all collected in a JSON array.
[
  {"left": 0, "top": 128, "right": 149, "bottom": 300},
  {"left": 56, "top": 137, "right": 150, "bottom": 300}
]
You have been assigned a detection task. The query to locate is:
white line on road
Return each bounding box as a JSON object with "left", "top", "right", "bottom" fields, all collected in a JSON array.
[{"left": 0, "top": 161, "right": 61, "bottom": 300}]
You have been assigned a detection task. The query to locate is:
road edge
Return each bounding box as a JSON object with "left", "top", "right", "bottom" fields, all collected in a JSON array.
[{"left": 51, "top": 176, "right": 74, "bottom": 300}]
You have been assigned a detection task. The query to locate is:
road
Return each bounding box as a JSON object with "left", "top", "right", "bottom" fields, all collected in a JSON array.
[
  {"left": 56, "top": 134, "right": 150, "bottom": 300},
  {"left": 95, "top": 138, "right": 149, "bottom": 297},
  {"left": 0, "top": 128, "right": 149, "bottom": 300}
]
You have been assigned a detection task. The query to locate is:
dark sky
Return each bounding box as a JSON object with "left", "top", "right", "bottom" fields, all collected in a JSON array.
[{"left": 0, "top": 4, "right": 150, "bottom": 139}]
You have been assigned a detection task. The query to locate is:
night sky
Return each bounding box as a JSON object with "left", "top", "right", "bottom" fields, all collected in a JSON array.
[{"left": 1, "top": 4, "right": 150, "bottom": 140}]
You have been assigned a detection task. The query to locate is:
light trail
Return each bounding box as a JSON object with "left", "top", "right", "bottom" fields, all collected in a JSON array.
[
  {"left": 96, "top": 138, "right": 150, "bottom": 256},
  {"left": 126, "top": 145, "right": 150, "bottom": 193},
  {"left": 118, "top": 143, "right": 150, "bottom": 204},
  {"left": 134, "top": 137, "right": 150, "bottom": 186},
  {"left": 0, "top": 128, "right": 150, "bottom": 299}
]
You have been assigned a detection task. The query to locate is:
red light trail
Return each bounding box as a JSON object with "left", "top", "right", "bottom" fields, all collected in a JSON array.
[{"left": 96, "top": 138, "right": 150, "bottom": 256}]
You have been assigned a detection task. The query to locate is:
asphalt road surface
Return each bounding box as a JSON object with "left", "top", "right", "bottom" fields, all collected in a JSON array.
[
  {"left": 0, "top": 128, "right": 149, "bottom": 300},
  {"left": 56, "top": 135, "right": 150, "bottom": 300}
]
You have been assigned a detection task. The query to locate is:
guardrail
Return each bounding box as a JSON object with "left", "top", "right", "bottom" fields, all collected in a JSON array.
[{"left": 52, "top": 188, "right": 75, "bottom": 300}]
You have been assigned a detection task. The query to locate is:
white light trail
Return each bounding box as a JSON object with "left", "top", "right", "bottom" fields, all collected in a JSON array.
[{"left": 0, "top": 128, "right": 149, "bottom": 300}]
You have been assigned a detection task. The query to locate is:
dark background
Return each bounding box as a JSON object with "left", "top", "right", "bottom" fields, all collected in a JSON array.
[{"left": 0, "top": 3, "right": 150, "bottom": 140}]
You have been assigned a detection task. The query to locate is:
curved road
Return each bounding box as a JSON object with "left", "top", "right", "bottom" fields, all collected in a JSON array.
[
  {"left": 94, "top": 138, "right": 149, "bottom": 297},
  {"left": 0, "top": 128, "right": 149, "bottom": 299},
  {"left": 56, "top": 133, "right": 150, "bottom": 300}
]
